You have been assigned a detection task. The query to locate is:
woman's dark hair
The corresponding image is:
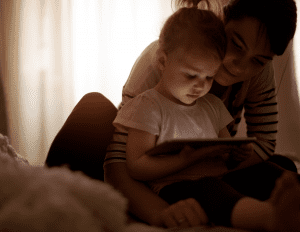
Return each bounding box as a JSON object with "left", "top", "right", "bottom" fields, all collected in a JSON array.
[
  {"left": 159, "top": 7, "right": 227, "bottom": 60},
  {"left": 224, "top": 0, "right": 297, "bottom": 55},
  {"left": 175, "top": 0, "right": 297, "bottom": 56}
]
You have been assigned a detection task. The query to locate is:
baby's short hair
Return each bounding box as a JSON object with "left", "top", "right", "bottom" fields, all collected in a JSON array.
[{"left": 158, "top": 7, "right": 227, "bottom": 60}]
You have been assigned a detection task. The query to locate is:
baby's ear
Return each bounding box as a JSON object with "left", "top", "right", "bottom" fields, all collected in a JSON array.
[{"left": 156, "top": 49, "right": 168, "bottom": 71}]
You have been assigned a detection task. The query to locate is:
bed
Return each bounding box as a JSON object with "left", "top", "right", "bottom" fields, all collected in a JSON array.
[
  {"left": 0, "top": 133, "right": 255, "bottom": 232},
  {"left": 2, "top": 91, "right": 300, "bottom": 232}
]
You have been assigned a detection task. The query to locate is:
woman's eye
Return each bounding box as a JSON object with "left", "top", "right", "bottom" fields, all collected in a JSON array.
[
  {"left": 254, "top": 58, "right": 264, "bottom": 66},
  {"left": 232, "top": 39, "right": 242, "bottom": 50}
]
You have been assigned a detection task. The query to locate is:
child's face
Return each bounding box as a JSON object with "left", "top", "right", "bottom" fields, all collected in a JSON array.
[{"left": 159, "top": 46, "right": 221, "bottom": 106}]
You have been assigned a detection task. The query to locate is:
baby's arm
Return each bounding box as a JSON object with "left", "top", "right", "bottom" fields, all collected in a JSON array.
[{"left": 127, "top": 128, "right": 200, "bottom": 181}]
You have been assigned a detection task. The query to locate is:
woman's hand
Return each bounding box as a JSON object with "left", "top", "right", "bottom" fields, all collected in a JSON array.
[
  {"left": 160, "top": 198, "right": 209, "bottom": 228},
  {"left": 223, "top": 143, "right": 254, "bottom": 169},
  {"left": 231, "top": 143, "right": 253, "bottom": 161}
]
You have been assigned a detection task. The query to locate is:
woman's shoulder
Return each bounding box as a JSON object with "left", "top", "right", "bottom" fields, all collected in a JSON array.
[
  {"left": 131, "top": 40, "right": 159, "bottom": 64},
  {"left": 122, "top": 41, "right": 161, "bottom": 97},
  {"left": 142, "top": 40, "right": 159, "bottom": 58},
  {"left": 249, "top": 61, "right": 274, "bottom": 85},
  {"left": 246, "top": 61, "right": 275, "bottom": 95}
]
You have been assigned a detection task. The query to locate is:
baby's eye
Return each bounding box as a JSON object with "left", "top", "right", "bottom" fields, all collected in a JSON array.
[
  {"left": 186, "top": 74, "right": 197, "bottom": 79},
  {"left": 206, "top": 76, "right": 214, "bottom": 81}
]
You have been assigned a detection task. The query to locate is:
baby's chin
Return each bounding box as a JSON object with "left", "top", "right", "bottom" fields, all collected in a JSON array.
[{"left": 178, "top": 98, "right": 197, "bottom": 106}]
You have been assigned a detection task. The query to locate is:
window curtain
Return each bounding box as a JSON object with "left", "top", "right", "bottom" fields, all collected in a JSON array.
[
  {"left": 0, "top": 0, "right": 172, "bottom": 166},
  {"left": 1, "top": 0, "right": 75, "bottom": 166}
]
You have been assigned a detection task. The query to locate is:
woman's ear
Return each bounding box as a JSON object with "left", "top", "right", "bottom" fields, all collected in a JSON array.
[{"left": 156, "top": 49, "right": 168, "bottom": 71}]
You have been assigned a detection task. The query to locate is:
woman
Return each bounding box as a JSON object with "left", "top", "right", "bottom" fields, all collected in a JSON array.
[{"left": 104, "top": 0, "right": 298, "bottom": 228}]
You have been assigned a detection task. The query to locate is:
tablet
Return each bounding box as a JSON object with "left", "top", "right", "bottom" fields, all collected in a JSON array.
[{"left": 146, "top": 137, "right": 257, "bottom": 156}]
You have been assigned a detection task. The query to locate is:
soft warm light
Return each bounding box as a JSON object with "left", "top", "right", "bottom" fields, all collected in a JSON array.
[{"left": 72, "top": 0, "right": 167, "bottom": 106}]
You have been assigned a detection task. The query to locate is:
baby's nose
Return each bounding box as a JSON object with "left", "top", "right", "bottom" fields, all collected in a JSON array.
[{"left": 194, "top": 78, "right": 206, "bottom": 88}]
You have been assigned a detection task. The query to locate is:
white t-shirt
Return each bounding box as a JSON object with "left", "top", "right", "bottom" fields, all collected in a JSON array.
[{"left": 113, "top": 89, "right": 233, "bottom": 193}]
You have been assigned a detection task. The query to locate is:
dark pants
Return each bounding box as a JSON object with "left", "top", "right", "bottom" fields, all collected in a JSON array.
[
  {"left": 159, "top": 156, "right": 298, "bottom": 226},
  {"left": 159, "top": 176, "right": 244, "bottom": 227}
]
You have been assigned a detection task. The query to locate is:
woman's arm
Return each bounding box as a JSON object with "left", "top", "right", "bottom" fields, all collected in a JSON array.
[
  {"left": 231, "top": 63, "right": 276, "bottom": 169},
  {"left": 244, "top": 62, "right": 277, "bottom": 161},
  {"left": 221, "top": 63, "right": 276, "bottom": 169},
  {"left": 218, "top": 126, "right": 255, "bottom": 170}
]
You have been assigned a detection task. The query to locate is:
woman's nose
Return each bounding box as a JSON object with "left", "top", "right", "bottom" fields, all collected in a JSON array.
[{"left": 231, "top": 57, "right": 248, "bottom": 76}]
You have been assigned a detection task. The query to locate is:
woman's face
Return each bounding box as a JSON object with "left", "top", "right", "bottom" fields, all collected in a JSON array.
[{"left": 214, "top": 17, "right": 275, "bottom": 86}]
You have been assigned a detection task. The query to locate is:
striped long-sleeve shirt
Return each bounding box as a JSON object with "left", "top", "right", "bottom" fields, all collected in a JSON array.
[{"left": 104, "top": 40, "right": 277, "bottom": 166}]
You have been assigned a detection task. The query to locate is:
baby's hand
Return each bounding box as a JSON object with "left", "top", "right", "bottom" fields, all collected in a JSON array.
[
  {"left": 160, "top": 198, "right": 208, "bottom": 228},
  {"left": 225, "top": 143, "right": 253, "bottom": 169}
]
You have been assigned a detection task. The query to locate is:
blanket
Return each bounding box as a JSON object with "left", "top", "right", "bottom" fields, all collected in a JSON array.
[{"left": 0, "top": 134, "right": 248, "bottom": 232}]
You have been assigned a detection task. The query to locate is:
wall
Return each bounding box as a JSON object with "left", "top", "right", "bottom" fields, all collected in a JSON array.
[{"left": 274, "top": 42, "right": 300, "bottom": 158}]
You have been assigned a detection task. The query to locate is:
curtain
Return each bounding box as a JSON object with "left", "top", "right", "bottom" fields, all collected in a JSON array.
[
  {"left": 0, "top": 0, "right": 172, "bottom": 166},
  {"left": 72, "top": 0, "right": 169, "bottom": 106},
  {"left": 1, "top": 0, "right": 74, "bottom": 166}
]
